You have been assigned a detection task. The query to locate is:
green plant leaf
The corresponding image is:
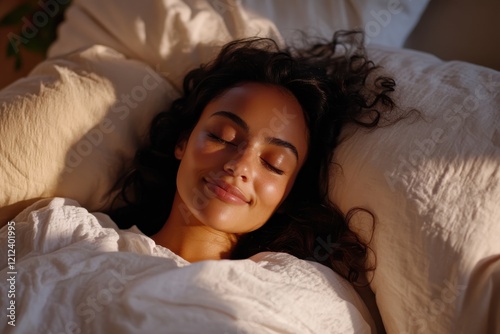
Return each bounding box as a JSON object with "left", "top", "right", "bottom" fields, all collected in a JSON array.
[
  {"left": 5, "top": 38, "right": 24, "bottom": 71},
  {"left": 0, "top": 3, "right": 34, "bottom": 26},
  {"left": 3, "top": 0, "right": 73, "bottom": 71},
  {"left": 6, "top": 38, "right": 17, "bottom": 56},
  {"left": 14, "top": 53, "right": 23, "bottom": 70},
  {"left": 24, "top": 36, "right": 47, "bottom": 54}
]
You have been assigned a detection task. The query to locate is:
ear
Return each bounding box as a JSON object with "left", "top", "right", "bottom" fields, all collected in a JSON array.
[{"left": 174, "top": 139, "right": 187, "bottom": 160}]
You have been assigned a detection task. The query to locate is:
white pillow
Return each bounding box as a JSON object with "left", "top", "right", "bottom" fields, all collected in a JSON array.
[
  {"left": 240, "top": 0, "right": 430, "bottom": 47},
  {"left": 329, "top": 45, "right": 500, "bottom": 333},
  {"left": 48, "top": 0, "right": 430, "bottom": 84},
  {"left": 0, "top": 45, "right": 175, "bottom": 210},
  {"left": 48, "top": 0, "right": 284, "bottom": 91}
]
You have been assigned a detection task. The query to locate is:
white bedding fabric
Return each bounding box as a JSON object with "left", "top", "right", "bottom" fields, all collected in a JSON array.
[
  {"left": 47, "top": 0, "right": 429, "bottom": 90},
  {"left": 0, "top": 198, "right": 375, "bottom": 333},
  {"left": 0, "top": 45, "right": 174, "bottom": 210},
  {"left": 330, "top": 47, "right": 500, "bottom": 333},
  {"left": 240, "top": 0, "right": 429, "bottom": 47}
]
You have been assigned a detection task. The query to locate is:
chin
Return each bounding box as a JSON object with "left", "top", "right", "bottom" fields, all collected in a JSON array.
[
  {"left": 191, "top": 201, "right": 268, "bottom": 234},
  {"left": 201, "top": 215, "right": 257, "bottom": 234}
]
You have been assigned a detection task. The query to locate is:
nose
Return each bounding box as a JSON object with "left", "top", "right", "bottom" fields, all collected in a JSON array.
[{"left": 223, "top": 145, "right": 254, "bottom": 181}]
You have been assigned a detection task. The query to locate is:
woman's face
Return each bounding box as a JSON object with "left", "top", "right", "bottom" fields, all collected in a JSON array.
[{"left": 174, "top": 82, "right": 309, "bottom": 234}]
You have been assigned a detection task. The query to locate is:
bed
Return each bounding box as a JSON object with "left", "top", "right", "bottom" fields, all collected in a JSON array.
[{"left": 0, "top": 1, "right": 499, "bottom": 333}]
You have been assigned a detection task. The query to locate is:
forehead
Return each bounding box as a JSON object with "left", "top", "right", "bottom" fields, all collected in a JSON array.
[
  {"left": 201, "top": 82, "right": 309, "bottom": 158},
  {"left": 201, "top": 83, "right": 307, "bottom": 135}
]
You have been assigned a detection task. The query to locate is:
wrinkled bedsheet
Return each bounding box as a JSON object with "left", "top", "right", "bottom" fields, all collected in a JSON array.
[{"left": 0, "top": 198, "right": 374, "bottom": 333}]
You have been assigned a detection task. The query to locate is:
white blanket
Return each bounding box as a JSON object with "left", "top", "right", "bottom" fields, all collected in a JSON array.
[{"left": 0, "top": 198, "right": 374, "bottom": 333}]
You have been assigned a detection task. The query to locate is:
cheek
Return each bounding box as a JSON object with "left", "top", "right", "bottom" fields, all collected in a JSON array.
[
  {"left": 192, "top": 133, "right": 228, "bottom": 158},
  {"left": 177, "top": 136, "right": 214, "bottom": 182},
  {"left": 192, "top": 134, "right": 209, "bottom": 155},
  {"left": 188, "top": 134, "right": 220, "bottom": 163},
  {"left": 256, "top": 176, "right": 289, "bottom": 208}
]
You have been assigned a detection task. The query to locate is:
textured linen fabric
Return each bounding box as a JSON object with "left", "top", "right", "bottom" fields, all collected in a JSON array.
[
  {"left": 330, "top": 46, "right": 500, "bottom": 333},
  {"left": 0, "top": 198, "right": 375, "bottom": 333}
]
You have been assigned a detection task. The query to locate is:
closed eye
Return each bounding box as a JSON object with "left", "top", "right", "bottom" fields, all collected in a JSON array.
[
  {"left": 207, "top": 132, "right": 236, "bottom": 146},
  {"left": 261, "top": 158, "right": 284, "bottom": 175},
  {"left": 209, "top": 132, "right": 284, "bottom": 175}
]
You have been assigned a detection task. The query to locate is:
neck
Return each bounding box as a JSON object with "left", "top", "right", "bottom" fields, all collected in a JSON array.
[{"left": 152, "top": 191, "right": 237, "bottom": 262}]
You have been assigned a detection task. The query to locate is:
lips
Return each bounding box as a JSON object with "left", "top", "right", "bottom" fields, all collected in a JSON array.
[{"left": 204, "top": 178, "right": 250, "bottom": 205}]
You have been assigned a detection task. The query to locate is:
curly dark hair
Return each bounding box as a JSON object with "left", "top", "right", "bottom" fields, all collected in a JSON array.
[{"left": 108, "top": 30, "right": 397, "bottom": 284}]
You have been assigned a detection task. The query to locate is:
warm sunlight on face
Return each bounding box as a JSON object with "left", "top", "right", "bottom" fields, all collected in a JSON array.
[{"left": 174, "top": 82, "right": 309, "bottom": 234}]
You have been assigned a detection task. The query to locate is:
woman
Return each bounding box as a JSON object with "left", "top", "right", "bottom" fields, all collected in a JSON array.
[{"left": 109, "top": 30, "right": 397, "bottom": 284}]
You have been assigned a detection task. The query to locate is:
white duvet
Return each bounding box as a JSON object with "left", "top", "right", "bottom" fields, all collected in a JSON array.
[{"left": 0, "top": 198, "right": 375, "bottom": 333}]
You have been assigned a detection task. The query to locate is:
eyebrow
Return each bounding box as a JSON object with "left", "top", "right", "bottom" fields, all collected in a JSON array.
[
  {"left": 266, "top": 137, "right": 299, "bottom": 161},
  {"left": 211, "top": 111, "right": 299, "bottom": 161},
  {"left": 211, "top": 111, "right": 249, "bottom": 132}
]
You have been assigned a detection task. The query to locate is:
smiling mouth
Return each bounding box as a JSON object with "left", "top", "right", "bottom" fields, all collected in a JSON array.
[{"left": 204, "top": 178, "right": 249, "bottom": 205}]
